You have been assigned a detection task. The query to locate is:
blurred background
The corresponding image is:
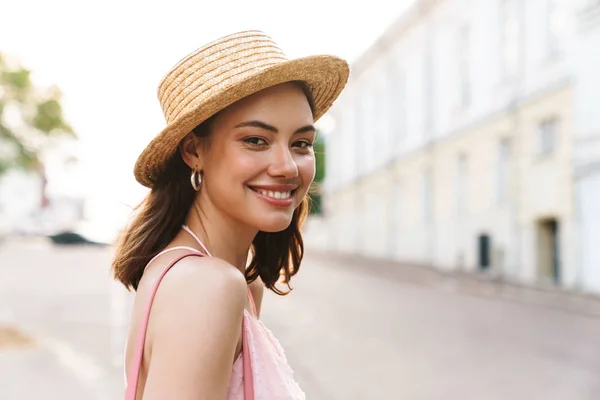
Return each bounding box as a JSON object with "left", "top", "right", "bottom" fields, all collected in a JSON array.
[{"left": 2, "top": 0, "right": 600, "bottom": 399}]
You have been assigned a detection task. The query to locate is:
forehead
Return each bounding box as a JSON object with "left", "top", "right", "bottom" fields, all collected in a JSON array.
[{"left": 214, "top": 83, "right": 314, "bottom": 127}]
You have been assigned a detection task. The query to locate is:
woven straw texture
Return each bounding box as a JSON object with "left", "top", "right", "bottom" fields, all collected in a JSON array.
[{"left": 134, "top": 30, "right": 349, "bottom": 187}]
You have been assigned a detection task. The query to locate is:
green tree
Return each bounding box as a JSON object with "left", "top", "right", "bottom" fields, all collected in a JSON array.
[
  {"left": 309, "top": 131, "right": 325, "bottom": 215},
  {"left": 0, "top": 53, "right": 75, "bottom": 206},
  {"left": 313, "top": 131, "right": 325, "bottom": 183}
]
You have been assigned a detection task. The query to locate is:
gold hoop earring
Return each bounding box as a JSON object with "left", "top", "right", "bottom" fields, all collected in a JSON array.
[{"left": 190, "top": 169, "right": 202, "bottom": 191}]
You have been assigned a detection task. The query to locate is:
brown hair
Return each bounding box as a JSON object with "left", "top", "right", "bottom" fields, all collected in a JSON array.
[{"left": 112, "top": 82, "right": 315, "bottom": 295}]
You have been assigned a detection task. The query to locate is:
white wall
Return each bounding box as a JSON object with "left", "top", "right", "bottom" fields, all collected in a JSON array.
[
  {"left": 572, "top": 0, "right": 600, "bottom": 292},
  {"left": 315, "top": 0, "right": 594, "bottom": 290}
]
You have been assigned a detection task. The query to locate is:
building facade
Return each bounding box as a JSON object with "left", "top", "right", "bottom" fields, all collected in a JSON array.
[{"left": 313, "top": 0, "right": 600, "bottom": 292}]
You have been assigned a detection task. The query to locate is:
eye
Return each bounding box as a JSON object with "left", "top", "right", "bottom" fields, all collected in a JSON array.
[
  {"left": 243, "top": 137, "right": 268, "bottom": 146},
  {"left": 293, "top": 140, "right": 313, "bottom": 149}
]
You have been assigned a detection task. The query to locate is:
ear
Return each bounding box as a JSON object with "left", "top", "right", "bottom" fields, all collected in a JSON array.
[{"left": 179, "top": 132, "right": 203, "bottom": 170}]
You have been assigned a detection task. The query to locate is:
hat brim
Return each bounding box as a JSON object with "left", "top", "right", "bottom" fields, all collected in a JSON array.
[{"left": 134, "top": 55, "right": 349, "bottom": 188}]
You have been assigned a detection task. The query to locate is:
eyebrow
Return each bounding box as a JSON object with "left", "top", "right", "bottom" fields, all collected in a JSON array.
[{"left": 234, "top": 120, "right": 316, "bottom": 135}]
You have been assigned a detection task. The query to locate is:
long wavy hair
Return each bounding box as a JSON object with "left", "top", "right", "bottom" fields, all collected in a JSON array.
[{"left": 112, "top": 81, "right": 315, "bottom": 295}]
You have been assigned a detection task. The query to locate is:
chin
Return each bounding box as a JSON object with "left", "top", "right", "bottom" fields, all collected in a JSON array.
[{"left": 255, "top": 214, "right": 295, "bottom": 233}]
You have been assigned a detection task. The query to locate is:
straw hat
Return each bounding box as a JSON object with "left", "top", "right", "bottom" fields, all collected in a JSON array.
[{"left": 134, "top": 30, "right": 350, "bottom": 188}]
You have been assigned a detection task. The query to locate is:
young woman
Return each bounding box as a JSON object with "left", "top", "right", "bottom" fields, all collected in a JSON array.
[{"left": 112, "top": 30, "right": 348, "bottom": 399}]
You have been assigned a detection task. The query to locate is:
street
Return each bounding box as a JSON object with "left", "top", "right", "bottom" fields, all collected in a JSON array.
[{"left": 1, "top": 239, "right": 599, "bottom": 399}]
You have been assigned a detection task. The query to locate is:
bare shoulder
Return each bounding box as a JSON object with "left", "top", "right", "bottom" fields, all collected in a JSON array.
[
  {"left": 152, "top": 255, "right": 248, "bottom": 305},
  {"left": 141, "top": 254, "right": 248, "bottom": 399},
  {"left": 148, "top": 255, "right": 249, "bottom": 330}
]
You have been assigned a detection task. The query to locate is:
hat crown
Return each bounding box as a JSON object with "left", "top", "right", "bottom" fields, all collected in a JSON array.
[{"left": 157, "top": 31, "right": 288, "bottom": 124}]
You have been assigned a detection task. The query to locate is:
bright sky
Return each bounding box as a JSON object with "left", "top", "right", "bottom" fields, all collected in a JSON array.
[{"left": 1, "top": 0, "right": 414, "bottom": 235}]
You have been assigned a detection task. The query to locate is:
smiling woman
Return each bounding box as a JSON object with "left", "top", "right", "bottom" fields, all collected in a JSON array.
[{"left": 111, "top": 30, "right": 348, "bottom": 400}]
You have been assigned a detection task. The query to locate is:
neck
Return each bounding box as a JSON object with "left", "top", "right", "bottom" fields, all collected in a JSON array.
[{"left": 184, "top": 194, "right": 257, "bottom": 273}]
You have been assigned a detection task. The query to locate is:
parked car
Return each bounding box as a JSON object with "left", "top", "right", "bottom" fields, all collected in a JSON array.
[{"left": 47, "top": 231, "right": 108, "bottom": 246}]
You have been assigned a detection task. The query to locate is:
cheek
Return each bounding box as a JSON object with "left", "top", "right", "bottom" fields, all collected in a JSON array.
[
  {"left": 296, "top": 154, "right": 316, "bottom": 184},
  {"left": 213, "top": 150, "right": 264, "bottom": 181}
]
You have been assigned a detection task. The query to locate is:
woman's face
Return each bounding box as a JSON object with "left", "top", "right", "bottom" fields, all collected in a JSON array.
[{"left": 193, "top": 82, "right": 316, "bottom": 233}]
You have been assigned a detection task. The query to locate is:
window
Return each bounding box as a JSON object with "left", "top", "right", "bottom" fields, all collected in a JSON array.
[
  {"left": 374, "top": 83, "right": 389, "bottom": 162},
  {"left": 364, "top": 92, "right": 376, "bottom": 171},
  {"left": 388, "top": 175, "right": 403, "bottom": 256},
  {"left": 422, "top": 168, "right": 433, "bottom": 223},
  {"left": 341, "top": 110, "right": 354, "bottom": 184},
  {"left": 538, "top": 118, "right": 559, "bottom": 156},
  {"left": 501, "top": 0, "right": 520, "bottom": 79},
  {"left": 354, "top": 101, "right": 364, "bottom": 174},
  {"left": 455, "top": 154, "right": 468, "bottom": 216},
  {"left": 546, "top": 0, "right": 567, "bottom": 58},
  {"left": 497, "top": 138, "right": 511, "bottom": 205},
  {"left": 388, "top": 65, "right": 406, "bottom": 151},
  {"left": 458, "top": 25, "right": 471, "bottom": 107},
  {"left": 393, "top": 178, "right": 403, "bottom": 227},
  {"left": 354, "top": 190, "right": 365, "bottom": 250},
  {"left": 423, "top": 36, "right": 434, "bottom": 138}
]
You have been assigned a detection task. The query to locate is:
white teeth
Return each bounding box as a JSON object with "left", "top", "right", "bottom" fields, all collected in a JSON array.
[{"left": 257, "top": 190, "right": 292, "bottom": 200}]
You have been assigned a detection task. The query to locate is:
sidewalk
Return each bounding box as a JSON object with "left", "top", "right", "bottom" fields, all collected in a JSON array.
[{"left": 306, "top": 249, "right": 600, "bottom": 318}]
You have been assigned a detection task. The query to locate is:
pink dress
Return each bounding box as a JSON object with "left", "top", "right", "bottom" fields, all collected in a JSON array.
[{"left": 124, "top": 225, "right": 306, "bottom": 399}]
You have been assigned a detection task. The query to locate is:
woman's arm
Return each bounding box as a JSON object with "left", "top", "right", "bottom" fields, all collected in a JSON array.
[{"left": 142, "top": 257, "right": 248, "bottom": 400}]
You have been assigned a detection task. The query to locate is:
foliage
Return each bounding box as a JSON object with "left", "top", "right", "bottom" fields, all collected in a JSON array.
[
  {"left": 309, "top": 131, "right": 326, "bottom": 215},
  {"left": 0, "top": 53, "right": 75, "bottom": 176},
  {"left": 313, "top": 131, "right": 325, "bottom": 183}
]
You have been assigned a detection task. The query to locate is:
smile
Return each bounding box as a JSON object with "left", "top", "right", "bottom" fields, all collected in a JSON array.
[{"left": 247, "top": 186, "right": 297, "bottom": 207}]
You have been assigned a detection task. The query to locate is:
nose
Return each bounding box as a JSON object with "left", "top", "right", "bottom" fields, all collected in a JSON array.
[{"left": 268, "top": 144, "right": 298, "bottom": 179}]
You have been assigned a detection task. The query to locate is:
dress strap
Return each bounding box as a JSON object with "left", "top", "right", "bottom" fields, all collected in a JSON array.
[
  {"left": 125, "top": 251, "right": 204, "bottom": 400},
  {"left": 242, "top": 314, "right": 254, "bottom": 398},
  {"left": 143, "top": 246, "right": 203, "bottom": 273},
  {"left": 247, "top": 286, "right": 258, "bottom": 317},
  {"left": 182, "top": 225, "right": 212, "bottom": 256}
]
